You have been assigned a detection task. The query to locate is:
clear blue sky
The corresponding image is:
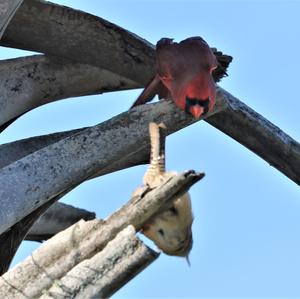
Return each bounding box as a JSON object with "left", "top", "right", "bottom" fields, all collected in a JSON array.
[{"left": 1, "top": 0, "right": 300, "bottom": 298}]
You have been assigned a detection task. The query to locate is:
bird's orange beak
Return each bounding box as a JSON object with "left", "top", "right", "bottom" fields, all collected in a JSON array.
[{"left": 189, "top": 105, "right": 203, "bottom": 119}]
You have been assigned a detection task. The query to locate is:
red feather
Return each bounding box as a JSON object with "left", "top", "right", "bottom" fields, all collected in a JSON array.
[{"left": 131, "top": 36, "right": 218, "bottom": 118}]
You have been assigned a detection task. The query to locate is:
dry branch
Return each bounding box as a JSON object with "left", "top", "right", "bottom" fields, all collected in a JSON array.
[
  {"left": 0, "top": 196, "right": 57, "bottom": 275},
  {"left": 206, "top": 97, "right": 300, "bottom": 185},
  {"left": 1, "top": 0, "right": 156, "bottom": 84},
  {"left": 40, "top": 226, "right": 158, "bottom": 299},
  {"left": 0, "top": 187, "right": 95, "bottom": 274},
  {"left": 0, "top": 53, "right": 229, "bottom": 133},
  {"left": 1, "top": 0, "right": 230, "bottom": 83},
  {"left": 26, "top": 202, "right": 96, "bottom": 241},
  {"left": 0, "top": 171, "right": 201, "bottom": 298},
  {"left": 0, "top": 94, "right": 220, "bottom": 236},
  {"left": 0, "top": 0, "right": 23, "bottom": 39},
  {"left": 0, "top": 128, "right": 82, "bottom": 169},
  {"left": 0, "top": 55, "right": 138, "bottom": 131},
  {"left": 1, "top": 87, "right": 299, "bottom": 186},
  {"left": 0, "top": 201, "right": 95, "bottom": 273}
]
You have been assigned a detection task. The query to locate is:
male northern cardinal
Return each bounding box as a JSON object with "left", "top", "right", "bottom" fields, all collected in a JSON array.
[
  {"left": 132, "top": 122, "right": 194, "bottom": 261},
  {"left": 131, "top": 37, "right": 218, "bottom": 118}
]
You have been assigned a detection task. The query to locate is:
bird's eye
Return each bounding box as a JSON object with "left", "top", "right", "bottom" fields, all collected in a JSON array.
[
  {"left": 158, "top": 229, "right": 165, "bottom": 236},
  {"left": 169, "top": 206, "right": 178, "bottom": 215}
]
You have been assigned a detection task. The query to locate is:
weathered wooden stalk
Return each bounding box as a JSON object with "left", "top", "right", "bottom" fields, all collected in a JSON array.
[
  {"left": 0, "top": 171, "right": 202, "bottom": 298},
  {"left": 40, "top": 226, "right": 159, "bottom": 299}
]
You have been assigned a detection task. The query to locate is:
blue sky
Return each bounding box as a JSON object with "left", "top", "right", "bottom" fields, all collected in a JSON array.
[{"left": 1, "top": 0, "right": 300, "bottom": 298}]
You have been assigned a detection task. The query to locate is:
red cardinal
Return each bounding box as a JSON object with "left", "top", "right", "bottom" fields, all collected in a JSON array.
[{"left": 131, "top": 37, "right": 218, "bottom": 118}]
